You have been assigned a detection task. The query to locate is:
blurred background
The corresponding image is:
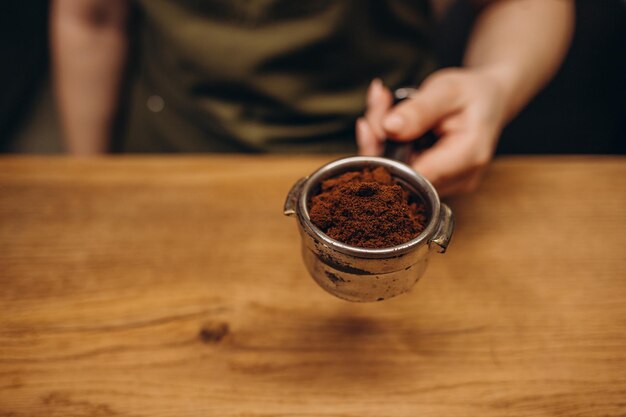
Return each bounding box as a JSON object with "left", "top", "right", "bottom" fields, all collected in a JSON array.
[{"left": 1, "top": 0, "right": 624, "bottom": 154}]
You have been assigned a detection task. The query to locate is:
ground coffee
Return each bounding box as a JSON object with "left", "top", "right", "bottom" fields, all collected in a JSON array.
[{"left": 309, "top": 166, "right": 427, "bottom": 248}]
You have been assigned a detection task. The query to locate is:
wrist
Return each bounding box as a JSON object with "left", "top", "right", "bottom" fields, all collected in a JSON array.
[{"left": 472, "top": 64, "right": 527, "bottom": 123}]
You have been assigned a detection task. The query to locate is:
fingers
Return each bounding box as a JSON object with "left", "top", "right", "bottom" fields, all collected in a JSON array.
[
  {"left": 356, "top": 118, "right": 380, "bottom": 156},
  {"left": 411, "top": 131, "right": 491, "bottom": 192},
  {"left": 383, "top": 76, "right": 463, "bottom": 141},
  {"left": 357, "top": 78, "right": 393, "bottom": 156},
  {"left": 365, "top": 78, "right": 393, "bottom": 140},
  {"left": 412, "top": 134, "right": 473, "bottom": 185}
]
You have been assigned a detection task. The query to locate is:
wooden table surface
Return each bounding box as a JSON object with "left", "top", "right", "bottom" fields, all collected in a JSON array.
[{"left": 1, "top": 156, "right": 625, "bottom": 417}]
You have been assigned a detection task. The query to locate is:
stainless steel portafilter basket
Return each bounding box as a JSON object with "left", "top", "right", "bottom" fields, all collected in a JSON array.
[{"left": 283, "top": 156, "right": 454, "bottom": 302}]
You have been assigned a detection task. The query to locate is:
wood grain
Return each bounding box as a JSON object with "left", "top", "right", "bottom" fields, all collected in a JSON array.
[{"left": 0, "top": 156, "right": 625, "bottom": 417}]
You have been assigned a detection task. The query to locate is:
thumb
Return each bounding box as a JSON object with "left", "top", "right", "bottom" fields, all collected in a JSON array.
[{"left": 383, "top": 78, "right": 462, "bottom": 141}]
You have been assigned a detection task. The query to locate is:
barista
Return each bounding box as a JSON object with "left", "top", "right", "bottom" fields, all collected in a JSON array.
[{"left": 51, "top": 0, "right": 574, "bottom": 196}]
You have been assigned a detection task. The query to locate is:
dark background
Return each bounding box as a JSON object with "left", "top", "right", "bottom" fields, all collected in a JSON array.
[{"left": 1, "top": 0, "right": 624, "bottom": 154}]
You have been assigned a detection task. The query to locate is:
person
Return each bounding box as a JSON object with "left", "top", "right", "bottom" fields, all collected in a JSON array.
[{"left": 51, "top": 0, "right": 574, "bottom": 196}]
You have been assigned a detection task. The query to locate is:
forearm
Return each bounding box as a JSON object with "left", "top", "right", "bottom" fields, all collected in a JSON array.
[
  {"left": 464, "top": 0, "right": 574, "bottom": 122},
  {"left": 50, "top": 0, "right": 129, "bottom": 155}
]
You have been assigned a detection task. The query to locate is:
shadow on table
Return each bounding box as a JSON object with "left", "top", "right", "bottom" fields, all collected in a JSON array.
[{"left": 222, "top": 300, "right": 488, "bottom": 389}]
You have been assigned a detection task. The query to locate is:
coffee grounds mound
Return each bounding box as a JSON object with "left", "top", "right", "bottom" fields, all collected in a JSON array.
[{"left": 309, "top": 166, "right": 427, "bottom": 248}]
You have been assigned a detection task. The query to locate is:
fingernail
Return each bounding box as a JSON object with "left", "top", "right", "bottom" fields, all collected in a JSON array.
[{"left": 384, "top": 114, "right": 405, "bottom": 132}]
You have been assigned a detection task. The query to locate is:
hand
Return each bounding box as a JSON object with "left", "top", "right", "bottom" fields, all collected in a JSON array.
[{"left": 356, "top": 68, "right": 509, "bottom": 196}]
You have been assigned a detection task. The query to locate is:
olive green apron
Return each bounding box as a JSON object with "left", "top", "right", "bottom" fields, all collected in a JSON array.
[{"left": 122, "top": 0, "right": 436, "bottom": 153}]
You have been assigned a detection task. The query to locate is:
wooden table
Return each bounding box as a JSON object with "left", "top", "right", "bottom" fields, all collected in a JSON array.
[{"left": 1, "top": 156, "right": 625, "bottom": 417}]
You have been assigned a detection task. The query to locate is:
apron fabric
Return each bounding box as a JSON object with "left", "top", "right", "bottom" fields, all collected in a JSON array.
[{"left": 121, "top": 0, "right": 436, "bottom": 153}]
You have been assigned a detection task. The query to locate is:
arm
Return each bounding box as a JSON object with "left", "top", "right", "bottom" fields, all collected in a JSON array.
[
  {"left": 50, "top": 0, "right": 129, "bottom": 155},
  {"left": 464, "top": 0, "right": 574, "bottom": 121},
  {"left": 358, "top": 0, "right": 574, "bottom": 196}
]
